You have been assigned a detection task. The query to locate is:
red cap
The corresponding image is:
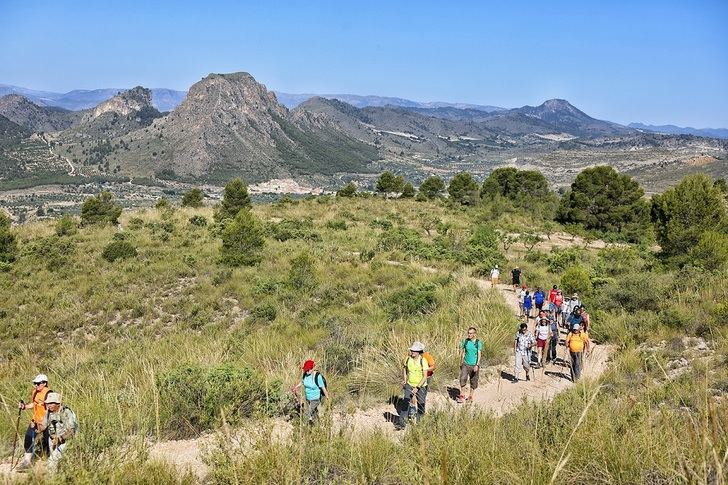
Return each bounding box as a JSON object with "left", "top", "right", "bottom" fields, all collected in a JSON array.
[{"left": 302, "top": 360, "right": 315, "bottom": 372}]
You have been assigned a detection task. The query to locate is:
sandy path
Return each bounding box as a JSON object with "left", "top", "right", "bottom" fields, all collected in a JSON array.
[{"left": 1, "top": 272, "right": 614, "bottom": 481}]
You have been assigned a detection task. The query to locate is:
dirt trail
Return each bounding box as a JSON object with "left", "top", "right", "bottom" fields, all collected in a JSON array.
[{"left": 1, "top": 271, "right": 614, "bottom": 481}]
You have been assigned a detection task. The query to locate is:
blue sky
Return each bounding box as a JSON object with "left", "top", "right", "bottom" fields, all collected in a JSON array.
[{"left": 1, "top": 0, "right": 726, "bottom": 127}]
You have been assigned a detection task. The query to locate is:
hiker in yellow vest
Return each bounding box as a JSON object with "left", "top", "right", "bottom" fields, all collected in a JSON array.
[
  {"left": 395, "top": 341, "right": 429, "bottom": 430},
  {"left": 16, "top": 374, "right": 51, "bottom": 471},
  {"left": 565, "top": 324, "right": 590, "bottom": 381}
]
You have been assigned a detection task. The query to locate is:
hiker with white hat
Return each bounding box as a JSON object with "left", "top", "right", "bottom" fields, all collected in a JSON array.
[
  {"left": 490, "top": 265, "right": 500, "bottom": 288},
  {"left": 38, "top": 392, "right": 78, "bottom": 471},
  {"left": 15, "top": 374, "right": 51, "bottom": 471},
  {"left": 565, "top": 324, "right": 590, "bottom": 381},
  {"left": 395, "top": 341, "right": 430, "bottom": 430}
]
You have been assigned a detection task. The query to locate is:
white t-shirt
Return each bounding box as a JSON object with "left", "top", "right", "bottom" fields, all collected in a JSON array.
[
  {"left": 491, "top": 268, "right": 500, "bottom": 278},
  {"left": 518, "top": 289, "right": 526, "bottom": 303},
  {"left": 536, "top": 323, "right": 550, "bottom": 340}
]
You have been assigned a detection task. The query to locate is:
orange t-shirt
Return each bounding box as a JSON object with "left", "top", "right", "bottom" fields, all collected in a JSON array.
[
  {"left": 423, "top": 352, "right": 435, "bottom": 377},
  {"left": 31, "top": 387, "right": 50, "bottom": 424}
]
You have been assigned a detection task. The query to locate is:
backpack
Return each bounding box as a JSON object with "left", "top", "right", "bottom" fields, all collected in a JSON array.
[
  {"left": 423, "top": 352, "right": 435, "bottom": 377},
  {"left": 524, "top": 295, "right": 532, "bottom": 307},
  {"left": 302, "top": 371, "right": 327, "bottom": 399}
]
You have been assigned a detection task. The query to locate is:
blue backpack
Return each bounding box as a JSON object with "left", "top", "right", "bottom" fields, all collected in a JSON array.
[{"left": 524, "top": 295, "right": 532, "bottom": 308}]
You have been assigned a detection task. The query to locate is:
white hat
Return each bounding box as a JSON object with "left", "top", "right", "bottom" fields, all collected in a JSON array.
[
  {"left": 409, "top": 341, "right": 425, "bottom": 352},
  {"left": 495, "top": 265, "right": 499, "bottom": 269},
  {"left": 32, "top": 374, "right": 48, "bottom": 384},
  {"left": 44, "top": 392, "right": 61, "bottom": 404},
  {"left": 572, "top": 324, "right": 581, "bottom": 331}
]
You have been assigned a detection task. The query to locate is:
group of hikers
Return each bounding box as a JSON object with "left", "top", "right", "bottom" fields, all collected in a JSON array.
[
  {"left": 10, "top": 374, "right": 78, "bottom": 472},
  {"left": 289, "top": 266, "right": 593, "bottom": 430}
]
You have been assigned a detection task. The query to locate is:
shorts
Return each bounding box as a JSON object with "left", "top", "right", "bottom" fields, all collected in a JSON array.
[
  {"left": 536, "top": 302, "right": 543, "bottom": 311},
  {"left": 459, "top": 364, "right": 479, "bottom": 389},
  {"left": 537, "top": 338, "right": 547, "bottom": 348}
]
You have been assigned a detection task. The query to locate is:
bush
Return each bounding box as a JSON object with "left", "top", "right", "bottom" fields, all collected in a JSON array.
[
  {"left": 189, "top": 215, "right": 208, "bottom": 227},
  {"left": 377, "top": 227, "right": 424, "bottom": 253},
  {"left": 181, "top": 188, "right": 205, "bottom": 208},
  {"left": 80, "top": 191, "right": 122, "bottom": 226},
  {"left": 287, "top": 252, "right": 318, "bottom": 292},
  {"left": 336, "top": 182, "right": 357, "bottom": 197},
  {"left": 593, "top": 272, "right": 672, "bottom": 313},
  {"left": 325, "top": 219, "right": 348, "bottom": 231},
  {"left": 55, "top": 214, "right": 78, "bottom": 236},
  {"left": 127, "top": 217, "right": 145, "bottom": 230},
  {"left": 385, "top": 282, "right": 438, "bottom": 320},
  {"left": 155, "top": 197, "right": 171, "bottom": 210},
  {"left": 25, "top": 235, "right": 76, "bottom": 271},
  {"left": 0, "top": 212, "right": 17, "bottom": 263},
  {"left": 560, "top": 265, "right": 593, "bottom": 297},
  {"left": 214, "top": 178, "right": 251, "bottom": 222},
  {"left": 369, "top": 218, "right": 393, "bottom": 230},
  {"left": 156, "top": 364, "right": 281, "bottom": 437},
  {"left": 399, "top": 182, "right": 416, "bottom": 198},
  {"left": 688, "top": 231, "right": 728, "bottom": 271},
  {"left": 448, "top": 172, "right": 480, "bottom": 205},
  {"left": 250, "top": 302, "right": 277, "bottom": 322},
  {"left": 546, "top": 248, "right": 584, "bottom": 273},
  {"left": 419, "top": 176, "right": 445, "bottom": 199},
  {"left": 269, "top": 218, "right": 321, "bottom": 242},
  {"left": 220, "top": 210, "right": 265, "bottom": 267},
  {"left": 376, "top": 171, "right": 404, "bottom": 196},
  {"left": 101, "top": 240, "right": 137, "bottom": 262}
]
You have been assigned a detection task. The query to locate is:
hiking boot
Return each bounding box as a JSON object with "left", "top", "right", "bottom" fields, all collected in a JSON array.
[
  {"left": 394, "top": 423, "right": 406, "bottom": 431},
  {"left": 511, "top": 376, "right": 519, "bottom": 383},
  {"left": 526, "top": 374, "right": 531, "bottom": 381},
  {"left": 14, "top": 459, "right": 32, "bottom": 472}
]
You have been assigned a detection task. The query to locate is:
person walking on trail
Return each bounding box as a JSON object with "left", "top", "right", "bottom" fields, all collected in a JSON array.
[
  {"left": 565, "top": 324, "right": 590, "bottom": 382},
  {"left": 534, "top": 311, "right": 551, "bottom": 367},
  {"left": 512, "top": 323, "right": 535, "bottom": 383},
  {"left": 490, "top": 265, "right": 500, "bottom": 288},
  {"left": 396, "top": 342, "right": 429, "bottom": 430},
  {"left": 552, "top": 290, "right": 564, "bottom": 322},
  {"left": 547, "top": 312, "right": 560, "bottom": 364},
  {"left": 457, "top": 327, "right": 482, "bottom": 403},
  {"left": 511, "top": 266, "right": 522, "bottom": 290},
  {"left": 523, "top": 290, "right": 533, "bottom": 320},
  {"left": 567, "top": 305, "right": 583, "bottom": 332},
  {"left": 579, "top": 306, "right": 591, "bottom": 333},
  {"left": 291, "top": 360, "right": 330, "bottom": 425},
  {"left": 548, "top": 285, "right": 558, "bottom": 305},
  {"left": 517, "top": 284, "right": 527, "bottom": 317},
  {"left": 534, "top": 287, "right": 546, "bottom": 313},
  {"left": 38, "top": 392, "right": 78, "bottom": 472},
  {"left": 16, "top": 374, "right": 51, "bottom": 471}
]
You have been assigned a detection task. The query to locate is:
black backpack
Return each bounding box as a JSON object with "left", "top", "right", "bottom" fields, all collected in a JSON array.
[{"left": 302, "top": 371, "right": 327, "bottom": 399}]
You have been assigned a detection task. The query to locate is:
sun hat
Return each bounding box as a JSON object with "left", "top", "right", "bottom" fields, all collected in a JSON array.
[
  {"left": 572, "top": 324, "right": 581, "bottom": 331},
  {"left": 302, "top": 360, "right": 315, "bottom": 372},
  {"left": 409, "top": 341, "right": 425, "bottom": 352},
  {"left": 44, "top": 392, "right": 61, "bottom": 404},
  {"left": 32, "top": 374, "right": 48, "bottom": 384}
]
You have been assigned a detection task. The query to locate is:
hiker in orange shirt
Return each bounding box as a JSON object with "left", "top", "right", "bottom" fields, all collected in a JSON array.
[{"left": 16, "top": 374, "right": 52, "bottom": 470}]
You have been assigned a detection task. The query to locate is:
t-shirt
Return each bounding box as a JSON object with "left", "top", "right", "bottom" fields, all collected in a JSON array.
[
  {"left": 534, "top": 291, "right": 545, "bottom": 305},
  {"left": 536, "top": 323, "right": 550, "bottom": 340},
  {"left": 461, "top": 338, "right": 482, "bottom": 366},
  {"left": 423, "top": 352, "right": 435, "bottom": 377},
  {"left": 405, "top": 356, "right": 428, "bottom": 387},
  {"left": 302, "top": 372, "right": 326, "bottom": 401},
  {"left": 566, "top": 332, "right": 589, "bottom": 352},
  {"left": 31, "top": 387, "right": 50, "bottom": 425},
  {"left": 549, "top": 320, "right": 559, "bottom": 340},
  {"left": 515, "top": 332, "right": 535, "bottom": 353},
  {"left": 511, "top": 269, "right": 521, "bottom": 282},
  {"left": 491, "top": 268, "right": 500, "bottom": 278},
  {"left": 554, "top": 295, "right": 564, "bottom": 307},
  {"left": 549, "top": 289, "right": 558, "bottom": 302},
  {"left": 523, "top": 295, "right": 532, "bottom": 308},
  {"left": 518, "top": 289, "right": 526, "bottom": 303}
]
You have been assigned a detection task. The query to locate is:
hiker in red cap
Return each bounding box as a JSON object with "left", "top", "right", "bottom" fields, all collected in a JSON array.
[{"left": 291, "top": 360, "right": 329, "bottom": 424}]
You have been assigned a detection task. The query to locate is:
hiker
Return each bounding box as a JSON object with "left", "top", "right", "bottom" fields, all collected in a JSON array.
[
  {"left": 547, "top": 311, "right": 560, "bottom": 363},
  {"left": 38, "top": 392, "right": 78, "bottom": 472},
  {"left": 565, "top": 324, "right": 590, "bottom": 381},
  {"left": 457, "top": 327, "right": 482, "bottom": 403},
  {"left": 580, "top": 306, "right": 591, "bottom": 333},
  {"left": 291, "top": 360, "right": 330, "bottom": 425},
  {"left": 534, "top": 311, "right": 551, "bottom": 367},
  {"left": 423, "top": 347, "right": 436, "bottom": 386},
  {"left": 533, "top": 287, "right": 546, "bottom": 313},
  {"left": 512, "top": 323, "right": 535, "bottom": 382},
  {"left": 523, "top": 290, "right": 533, "bottom": 320},
  {"left": 552, "top": 290, "right": 564, "bottom": 321},
  {"left": 490, "top": 265, "right": 500, "bottom": 287},
  {"left": 396, "top": 342, "right": 429, "bottom": 430},
  {"left": 548, "top": 285, "right": 558, "bottom": 305},
  {"left": 511, "top": 266, "right": 522, "bottom": 290},
  {"left": 16, "top": 374, "right": 51, "bottom": 471},
  {"left": 567, "top": 306, "right": 583, "bottom": 332},
  {"left": 517, "top": 284, "right": 527, "bottom": 317}
]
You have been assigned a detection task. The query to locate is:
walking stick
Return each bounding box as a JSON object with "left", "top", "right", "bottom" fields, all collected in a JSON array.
[{"left": 10, "top": 401, "right": 23, "bottom": 470}]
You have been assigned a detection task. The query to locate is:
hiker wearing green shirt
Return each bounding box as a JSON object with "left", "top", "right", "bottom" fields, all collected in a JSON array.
[
  {"left": 457, "top": 327, "right": 482, "bottom": 403},
  {"left": 395, "top": 341, "right": 429, "bottom": 430}
]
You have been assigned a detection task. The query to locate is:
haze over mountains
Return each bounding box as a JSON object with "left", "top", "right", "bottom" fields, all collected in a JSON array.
[{"left": 0, "top": 71, "right": 726, "bottom": 192}]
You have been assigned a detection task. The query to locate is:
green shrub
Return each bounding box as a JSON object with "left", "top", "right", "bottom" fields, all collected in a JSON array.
[
  {"left": 220, "top": 210, "right": 265, "bottom": 267},
  {"left": 369, "top": 218, "right": 393, "bottom": 230},
  {"left": 157, "top": 363, "right": 281, "bottom": 437},
  {"left": 325, "top": 219, "right": 348, "bottom": 231},
  {"left": 287, "top": 252, "right": 318, "bottom": 291},
  {"left": 25, "top": 235, "right": 76, "bottom": 271},
  {"left": 593, "top": 272, "right": 672, "bottom": 313},
  {"left": 189, "top": 215, "right": 208, "bottom": 227},
  {"left": 385, "top": 282, "right": 438, "bottom": 320},
  {"left": 688, "top": 231, "right": 728, "bottom": 271},
  {"left": 127, "top": 217, "right": 145, "bottom": 230},
  {"left": 399, "top": 182, "right": 416, "bottom": 198},
  {"left": 547, "top": 247, "right": 584, "bottom": 273},
  {"left": 377, "top": 227, "right": 424, "bottom": 253},
  {"left": 448, "top": 172, "right": 480, "bottom": 205},
  {"left": 55, "top": 214, "right": 78, "bottom": 236},
  {"left": 80, "top": 191, "right": 122, "bottom": 226},
  {"left": 214, "top": 178, "right": 251, "bottom": 222},
  {"left": 181, "top": 188, "right": 205, "bottom": 208},
  {"left": 560, "top": 265, "right": 593, "bottom": 297},
  {"left": 419, "top": 176, "right": 445, "bottom": 199},
  {"left": 269, "top": 218, "right": 321, "bottom": 242},
  {"left": 155, "top": 197, "right": 171, "bottom": 210},
  {"left": 250, "top": 302, "right": 277, "bottom": 322},
  {"left": 101, "top": 240, "right": 137, "bottom": 262},
  {"left": 336, "top": 181, "right": 357, "bottom": 197},
  {"left": 0, "top": 216, "right": 17, "bottom": 263}
]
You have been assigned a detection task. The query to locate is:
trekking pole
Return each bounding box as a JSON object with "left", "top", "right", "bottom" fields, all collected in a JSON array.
[{"left": 10, "top": 401, "right": 23, "bottom": 470}]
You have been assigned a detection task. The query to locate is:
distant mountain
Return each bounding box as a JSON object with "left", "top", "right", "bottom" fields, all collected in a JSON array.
[
  {"left": 0, "top": 94, "right": 81, "bottom": 132},
  {"left": 629, "top": 122, "right": 728, "bottom": 140},
  {"left": 0, "top": 84, "right": 186, "bottom": 111},
  {"left": 275, "top": 91, "right": 504, "bottom": 112}
]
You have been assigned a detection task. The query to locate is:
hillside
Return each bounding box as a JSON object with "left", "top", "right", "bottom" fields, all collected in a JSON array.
[
  {"left": 0, "top": 95, "right": 80, "bottom": 132},
  {"left": 0, "top": 191, "right": 725, "bottom": 483}
]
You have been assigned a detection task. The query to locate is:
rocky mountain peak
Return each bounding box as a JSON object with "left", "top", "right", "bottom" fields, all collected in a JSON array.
[
  {"left": 182, "top": 72, "right": 286, "bottom": 118},
  {"left": 90, "top": 86, "right": 153, "bottom": 119},
  {"left": 0, "top": 93, "right": 77, "bottom": 132}
]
